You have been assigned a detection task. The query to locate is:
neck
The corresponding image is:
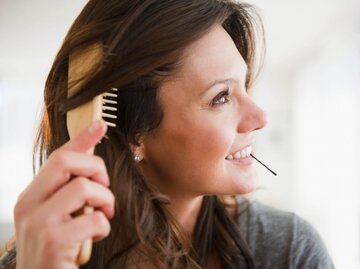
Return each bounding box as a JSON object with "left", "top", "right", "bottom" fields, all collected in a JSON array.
[
  {"left": 139, "top": 163, "right": 206, "bottom": 239},
  {"left": 167, "top": 194, "right": 204, "bottom": 239}
]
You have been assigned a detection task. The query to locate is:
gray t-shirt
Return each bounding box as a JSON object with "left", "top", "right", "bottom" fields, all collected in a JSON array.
[{"left": 236, "top": 198, "right": 335, "bottom": 269}]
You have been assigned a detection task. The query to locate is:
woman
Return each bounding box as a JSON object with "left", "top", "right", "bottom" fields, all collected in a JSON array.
[{"left": 0, "top": 0, "right": 334, "bottom": 268}]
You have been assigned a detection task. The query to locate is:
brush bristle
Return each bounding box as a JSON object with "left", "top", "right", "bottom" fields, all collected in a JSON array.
[{"left": 102, "top": 87, "right": 118, "bottom": 128}]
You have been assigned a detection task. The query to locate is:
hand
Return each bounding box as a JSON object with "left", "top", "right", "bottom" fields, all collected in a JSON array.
[{"left": 14, "top": 120, "right": 115, "bottom": 269}]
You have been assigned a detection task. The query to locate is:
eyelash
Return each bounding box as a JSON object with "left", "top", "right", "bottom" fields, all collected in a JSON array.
[{"left": 211, "top": 88, "right": 231, "bottom": 106}]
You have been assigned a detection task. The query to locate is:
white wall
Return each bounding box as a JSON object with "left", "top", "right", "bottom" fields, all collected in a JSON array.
[
  {"left": 248, "top": 1, "right": 360, "bottom": 268},
  {"left": 0, "top": 0, "right": 86, "bottom": 221}
]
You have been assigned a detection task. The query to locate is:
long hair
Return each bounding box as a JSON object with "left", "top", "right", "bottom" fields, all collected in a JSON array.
[{"left": 1, "top": 1, "right": 265, "bottom": 268}]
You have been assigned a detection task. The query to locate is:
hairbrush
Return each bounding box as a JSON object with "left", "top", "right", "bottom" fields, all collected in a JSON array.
[{"left": 66, "top": 42, "right": 117, "bottom": 265}]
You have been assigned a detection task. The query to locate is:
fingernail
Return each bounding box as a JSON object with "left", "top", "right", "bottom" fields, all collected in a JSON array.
[{"left": 88, "top": 120, "right": 103, "bottom": 134}]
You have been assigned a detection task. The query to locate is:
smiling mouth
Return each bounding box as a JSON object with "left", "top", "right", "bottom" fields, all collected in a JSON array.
[{"left": 225, "top": 145, "right": 252, "bottom": 160}]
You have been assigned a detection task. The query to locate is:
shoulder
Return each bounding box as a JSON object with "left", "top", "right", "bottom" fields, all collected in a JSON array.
[{"left": 236, "top": 197, "right": 335, "bottom": 269}]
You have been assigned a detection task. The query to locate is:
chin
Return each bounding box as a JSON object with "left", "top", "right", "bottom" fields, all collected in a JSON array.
[
  {"left": 208, "top": 178, "right": 258, "bottom": 196},
  {"left": 230, "top": 168, "right": 259, "bottom": 195}
]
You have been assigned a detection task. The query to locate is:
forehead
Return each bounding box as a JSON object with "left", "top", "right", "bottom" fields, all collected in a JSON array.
[
  {"left": 178, "top": 25, "right": 247, "bottom": 89},
  {"left": 157, "top": 25, "right": 248, "bottom": 107}
]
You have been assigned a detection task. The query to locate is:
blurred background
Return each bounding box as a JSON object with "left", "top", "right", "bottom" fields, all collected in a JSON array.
[{"left": 0, "top": 0, "right": 359, "bottom": 268}]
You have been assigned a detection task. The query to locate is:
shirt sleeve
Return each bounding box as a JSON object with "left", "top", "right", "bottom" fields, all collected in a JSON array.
[{"left": 290, "top": 215, "right": 335, "bottom": 269}]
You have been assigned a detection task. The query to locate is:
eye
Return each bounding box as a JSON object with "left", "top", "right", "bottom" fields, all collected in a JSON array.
[{"left": 211, "top": 88, "right": 230, "bottom": 106}]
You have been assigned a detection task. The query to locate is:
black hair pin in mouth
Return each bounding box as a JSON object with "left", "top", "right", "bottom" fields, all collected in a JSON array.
[{"left": 250, "top": 154, "right": 277, "bottom": 176}]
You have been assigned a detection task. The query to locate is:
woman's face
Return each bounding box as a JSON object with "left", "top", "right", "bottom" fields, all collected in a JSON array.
[{"left": 139, "top": 25, "right": 267, "bottom": 198}]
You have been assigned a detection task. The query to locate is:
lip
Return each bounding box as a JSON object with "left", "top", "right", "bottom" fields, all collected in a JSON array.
[
  {"left": 225, "top": 143, "right": 254, "bottom": 165},
  {"left": 226, "top": 155, "right": 253, "bottom": 165}
]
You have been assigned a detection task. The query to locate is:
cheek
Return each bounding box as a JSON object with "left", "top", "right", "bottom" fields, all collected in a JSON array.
[
  {"left": 141, "top": 96, "right": 239, "bottom": 195},
  {"left": 196, "top": 123, "right": 233, "bottom": 160},
  {"left": 170, "top": 119, "right": 234, "bottom": 179},
  {"left": 145, "top": 118, "right": 234, "bottom": 181}
]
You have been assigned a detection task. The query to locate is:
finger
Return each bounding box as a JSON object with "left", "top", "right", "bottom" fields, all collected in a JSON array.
[
  {"left": 15, "top": 119, "right": 108, "bottom": 214},
  {"left": 40, "top": 211, "right": 110, "bottom": 258},
  {"left": 62, "top": 119, "right": 107, "bottom": 153},
  {"left": 41, "top": 177, "right": 114, "bottom": 223},
  {"left": 17, "top": 152, "right": 109, "bottom": 213},
  {"left": 59, "top": 211, "right": 111, "bottom": 244}
]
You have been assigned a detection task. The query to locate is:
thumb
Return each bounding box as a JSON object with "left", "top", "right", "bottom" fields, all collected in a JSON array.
[{"left": 62, "top": 119, "right": 108, "bottom": 153}]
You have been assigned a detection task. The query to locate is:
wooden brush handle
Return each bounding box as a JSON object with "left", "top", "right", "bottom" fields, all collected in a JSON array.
[
  {"left": 75, "top": 206, "right": 94, "bottom": 265},
  {"left": 67, "top": 43, "right": 104, "bottom": 265}
]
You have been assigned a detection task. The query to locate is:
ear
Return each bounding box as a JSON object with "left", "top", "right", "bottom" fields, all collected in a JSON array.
[{"left": 130, "top": 136, "right": 146, "bottom": 162}]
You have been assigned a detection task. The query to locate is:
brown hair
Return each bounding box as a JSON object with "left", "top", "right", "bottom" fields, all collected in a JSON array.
[{"left": 1, "top": 0, "right": 265, "bottom": 268}]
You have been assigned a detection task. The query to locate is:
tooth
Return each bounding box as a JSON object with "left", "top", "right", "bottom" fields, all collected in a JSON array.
[
  {"left": 226, "top": 154, "right": 234, "bottom": 160},
  {"left": 246, "top": 146, "right": 252, "bottom": 156},
  {"left": 240, "top": 150, "right": 247, "bottom": 158},
  {"left": 234, "top": 151, "right": 241, "bottom": 159}
]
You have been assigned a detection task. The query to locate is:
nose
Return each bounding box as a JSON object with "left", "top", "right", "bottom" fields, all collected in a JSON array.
[{"left": 236, "top": 95, "right": 267, "bottom": 133}]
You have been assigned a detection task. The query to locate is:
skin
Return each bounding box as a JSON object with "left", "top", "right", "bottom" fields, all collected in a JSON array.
[{"left": 136, "top": 24, "right": 267, "bottom": 237}]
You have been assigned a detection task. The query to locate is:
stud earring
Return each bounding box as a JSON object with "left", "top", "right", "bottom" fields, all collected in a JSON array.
[{"left": 134, "top": 155, "right": 141, "bottom": 162}]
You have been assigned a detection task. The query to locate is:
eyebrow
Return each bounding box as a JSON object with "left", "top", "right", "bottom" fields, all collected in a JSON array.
[
  {"left": 198, "top": 78, "right": 236, "bottom": 99},
  {"left": 198, "top": 69, "right": 248, "bottom": 98}
]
